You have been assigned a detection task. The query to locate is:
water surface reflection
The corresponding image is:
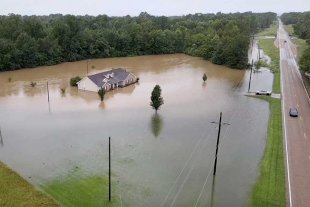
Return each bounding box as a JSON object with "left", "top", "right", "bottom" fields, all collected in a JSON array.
[
  {"left": 0, "top": 54, "right": 273, "bottom": 207},
  {"left": 150, "top": 113, "right": 163, "bottom": 138}
]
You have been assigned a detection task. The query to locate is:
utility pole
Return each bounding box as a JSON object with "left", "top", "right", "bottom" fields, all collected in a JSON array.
[
  {"left": 251, "top": 34, "right": 254, "bottom": 56},
  {"left": 0, "top": 127, "right": 3, "bottom": 147},
  {"left": 248, "top": 59, "right": 254, "bottom": 92},
  {"left": 211, "top": 112, "right": 230, "bottom": 175},
  {"left": 258, "top": 46, "right": 260, "bottom": 60},
  {"left": 47, "top": 82, "right": 50, "bottom": 102},
  {"left": 87, "top": 59, "right": 90, "bottom": 75},
  {"left": 109, "top": 136, "right": 111, "bottom": 201},
  {"left": 210, "top": 176, "right": 216, "bottom": 207}
]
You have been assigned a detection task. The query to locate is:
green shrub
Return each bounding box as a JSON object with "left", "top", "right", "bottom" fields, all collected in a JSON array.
[
  {"left": 30, "top": 82, "right": 36, "bottom": 87},
  {"left": 98, "top": 88, "right": 106, "bottom": 101},
  {"left": 254, "top": 59, "right": 269, "bottom": 69},
  {"left": 70, "top": 76, "right": 82, "bottom": 86},
  {"left": 61, "top": 88, "right": 66, "bottom": 94}
]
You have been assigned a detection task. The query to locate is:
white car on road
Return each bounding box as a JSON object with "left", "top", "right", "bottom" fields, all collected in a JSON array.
[{"left": 256, "top": 90, "right": 272, "bottom": 96}]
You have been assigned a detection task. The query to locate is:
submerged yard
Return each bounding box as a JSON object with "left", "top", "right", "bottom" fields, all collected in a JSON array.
[{"left": 0, "top": 54, "right": 274, "bottom": 206}]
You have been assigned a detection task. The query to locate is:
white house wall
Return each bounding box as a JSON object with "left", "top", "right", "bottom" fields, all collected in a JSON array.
[
  {"left": 77, "top": 77, "right": 99, "bottom": 92},
  {"left": 123, "top": 73, "right": 137, "bottom": 86}
]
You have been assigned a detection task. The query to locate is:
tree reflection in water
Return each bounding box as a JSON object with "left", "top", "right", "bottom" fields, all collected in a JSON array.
[{"left": 150, "top": 113, "right": 163, "bottom": 138}]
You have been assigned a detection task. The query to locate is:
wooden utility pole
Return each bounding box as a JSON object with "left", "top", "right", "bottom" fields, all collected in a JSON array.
[
  {"left": 210, "top": 176, "right": 216, "bottom": 207},
  {"left": 248, "top": 59, "right": 254, "bottom": 92},
  {"left": 87, "top": 59, "right": 89, "bottom": 75},
  {"left": 211, "top": 112, "right": 230, "bottom": 175},
  {"left": 0, "top": 127, "right": 3, "bottom": 147},
  {"left": 47, "top": 82, "right": 50, "bottom": 102},
  {"left": 109, "top": 136, "right": 111, "bottom": 201}
]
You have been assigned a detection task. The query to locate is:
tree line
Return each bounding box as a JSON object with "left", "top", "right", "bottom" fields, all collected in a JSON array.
[
  {"left": 281, "top": 12, "right": 310, "bottom": 41},
  {"left": 281, "top": 12, "right": 310, "bottom": 72},
  {"left": 0, "top": 12, "right": 276, "bottom": 71}
]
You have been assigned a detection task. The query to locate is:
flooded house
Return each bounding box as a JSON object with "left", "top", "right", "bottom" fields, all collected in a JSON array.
[{"left": 77, "top": 68, "right": 137, "bottom": 92}]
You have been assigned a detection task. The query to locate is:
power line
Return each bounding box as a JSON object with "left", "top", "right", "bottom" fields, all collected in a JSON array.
[
  {"left": 161, "top": 77, "right": 245, "bottom": 207},
  {"left": 194, "top": 98, "right": 244, "bottom": 206},
  {"left": 210, "top": 112, "right": 230, "bottom": 175},
  {"left": 164, "top": 75, "right": 247, "bottom": 207}
]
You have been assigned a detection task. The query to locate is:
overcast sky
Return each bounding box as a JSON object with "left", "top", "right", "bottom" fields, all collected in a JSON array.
[{"left": 1, "top": 0, "right": 309, "bottom": 16}]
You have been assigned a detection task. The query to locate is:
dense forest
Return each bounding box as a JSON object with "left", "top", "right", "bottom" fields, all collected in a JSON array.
[
  {"left": 281, "top": 12, "right": 310, "bottom": 40},
  {"left": 0, "top": 12, "right": 276, "bottom": 71},
  {"left": 281, "top": 12, "right": 310, "bottom": 71}
]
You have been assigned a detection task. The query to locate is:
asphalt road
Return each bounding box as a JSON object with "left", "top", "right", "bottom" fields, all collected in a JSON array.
[{"left": 279, "top": 21, "right": 310, "bottom": 207}]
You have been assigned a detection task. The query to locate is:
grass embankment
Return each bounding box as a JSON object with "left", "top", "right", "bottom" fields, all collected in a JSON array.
[
  {"left": 258, "top": 39, "right": 280, "bottom": 93},
  {"left": 0, "top": 161, "right": 59, "bottom": 207},
  {"left": 247, "top": 96, "right": 285, "bottom": 207},
  {"left": 284, "top": 24, "right": 294, "bottom": 36},
  {"left": 282, "top": 24, "right": 310, "bottom": 95},
  {"left": 256, "top": 23, "right": 278, "bottom": 36},
  {"left": 293, "top": 38, "right": 308, "bottom": 61},
  {"left": 42, "top": 169, "right": 121, "bottom": 207},
  {"left": 302, "top": 74, "right": 310, "bottom": 96},
  {"left": 283, "top": 24, "right": 308, "bottom": 61}
]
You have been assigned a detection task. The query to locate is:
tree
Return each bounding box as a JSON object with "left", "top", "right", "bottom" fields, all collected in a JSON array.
[
  {"left": 98, "top": 88, "right": 106, "bottom": 101},
  {"left": 150, "top": 85, "right": 164, "bottom": 112},
  {"left": 70, "top": 76, "right": 82, "bottom": 86},
  {"left": 299, "top": 47, "right": 310, "bottom": 72},
  {"left": 0, "top": 12, "right": 277, "bottom": 71},
  {"left": 203, "top": 73, "right": 207, "bottom": 82}
]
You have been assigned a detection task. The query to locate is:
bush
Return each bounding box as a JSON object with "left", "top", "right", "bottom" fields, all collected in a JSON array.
[
  {"left": 30, "top": 82, "right": 36, "bottom": 87},
  {"left": 254, "top": 59, "right": 269, "bottom": 69},
  {"left": 61, "top": 87, "right": 66, "bottom": 94},
  {"left": 98, "top": 88, "right": 106, "bottom": 101},
  {"left": 70, "top": 76, "right": 82, "bottom": 86}
]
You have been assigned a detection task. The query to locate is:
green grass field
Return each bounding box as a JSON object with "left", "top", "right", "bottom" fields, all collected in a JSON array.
[
  {"left": 42, "top": 168, "right": 122, "bottom": 207},
  {"left": 258, "top": 39, "right": 280, "bottom": 93},
  {"left": 256, "top": 23, "right": 278, "bottom": 37},
  {"left": 0, "top": 161, "right": 59, "bottom": 207},
  {"left": 294, "top": 38, "right": 308, "bottom": 61},
  {"left": 284, "top": 24, "right": 294, "bottom": 36},
  {"left": 302, "top": 73, "right": 310, "bottom": 98},
  {"left": 282, "top": 24, "right": 308, "bottom": 60},
  {"left": 246, "top": 96, "right": 286, "bottom": 207}
]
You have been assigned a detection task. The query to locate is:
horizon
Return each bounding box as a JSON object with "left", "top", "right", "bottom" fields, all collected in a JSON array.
[{"left": 1, "top": 0, "right": 309, "bottom": 17}]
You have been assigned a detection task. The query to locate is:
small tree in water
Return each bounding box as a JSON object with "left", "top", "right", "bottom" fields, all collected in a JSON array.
[
  {"left": 203, "top": 73, "right": 207, "bottom": 82},
  {"left": 30, "top": 82, "right": 36, "bottom": 87},
  {"left": 61, "top": 87, "right": 66, "bottom": 94},
  {"left": 70, "top": 76, "right": 82, "bottom": 86},
  {"left": 150, "top": 85, "right": 164, "bottom": 112},
  {"left": 98, "top": 88, "right": 106, "bottom": 101}
]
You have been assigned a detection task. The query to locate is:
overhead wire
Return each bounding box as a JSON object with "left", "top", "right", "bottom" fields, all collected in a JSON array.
[{"left": 161, "top": 72, "right": 248, "bottom": 207}]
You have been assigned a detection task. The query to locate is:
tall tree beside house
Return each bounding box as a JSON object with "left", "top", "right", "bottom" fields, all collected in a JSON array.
[
  {"left": 203, "top": 73, "right": 207, "bottom": 82},
  {"left": 98, "top": 88, "right": 106, "bottom": 101},
  {"left": 150, "top": 85, "right": 164, "bottom": 112},
  {"left": 70, "top": 76, "right": 82, "bottom": 86}
]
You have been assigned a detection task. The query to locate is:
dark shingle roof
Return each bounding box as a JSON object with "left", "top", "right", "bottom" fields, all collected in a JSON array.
[{"left": 87, "top": 68, "right": 130, "bottom": 87}]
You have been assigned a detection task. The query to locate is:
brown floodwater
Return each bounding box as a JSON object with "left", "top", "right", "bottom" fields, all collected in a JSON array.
[{"left": 0, "top": 54, "right": 273, "bottom": 206}]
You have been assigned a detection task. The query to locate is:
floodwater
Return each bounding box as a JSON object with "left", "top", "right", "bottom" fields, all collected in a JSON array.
[{"left": 0, "top": 54, "right": 273, "bottom": 206}]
